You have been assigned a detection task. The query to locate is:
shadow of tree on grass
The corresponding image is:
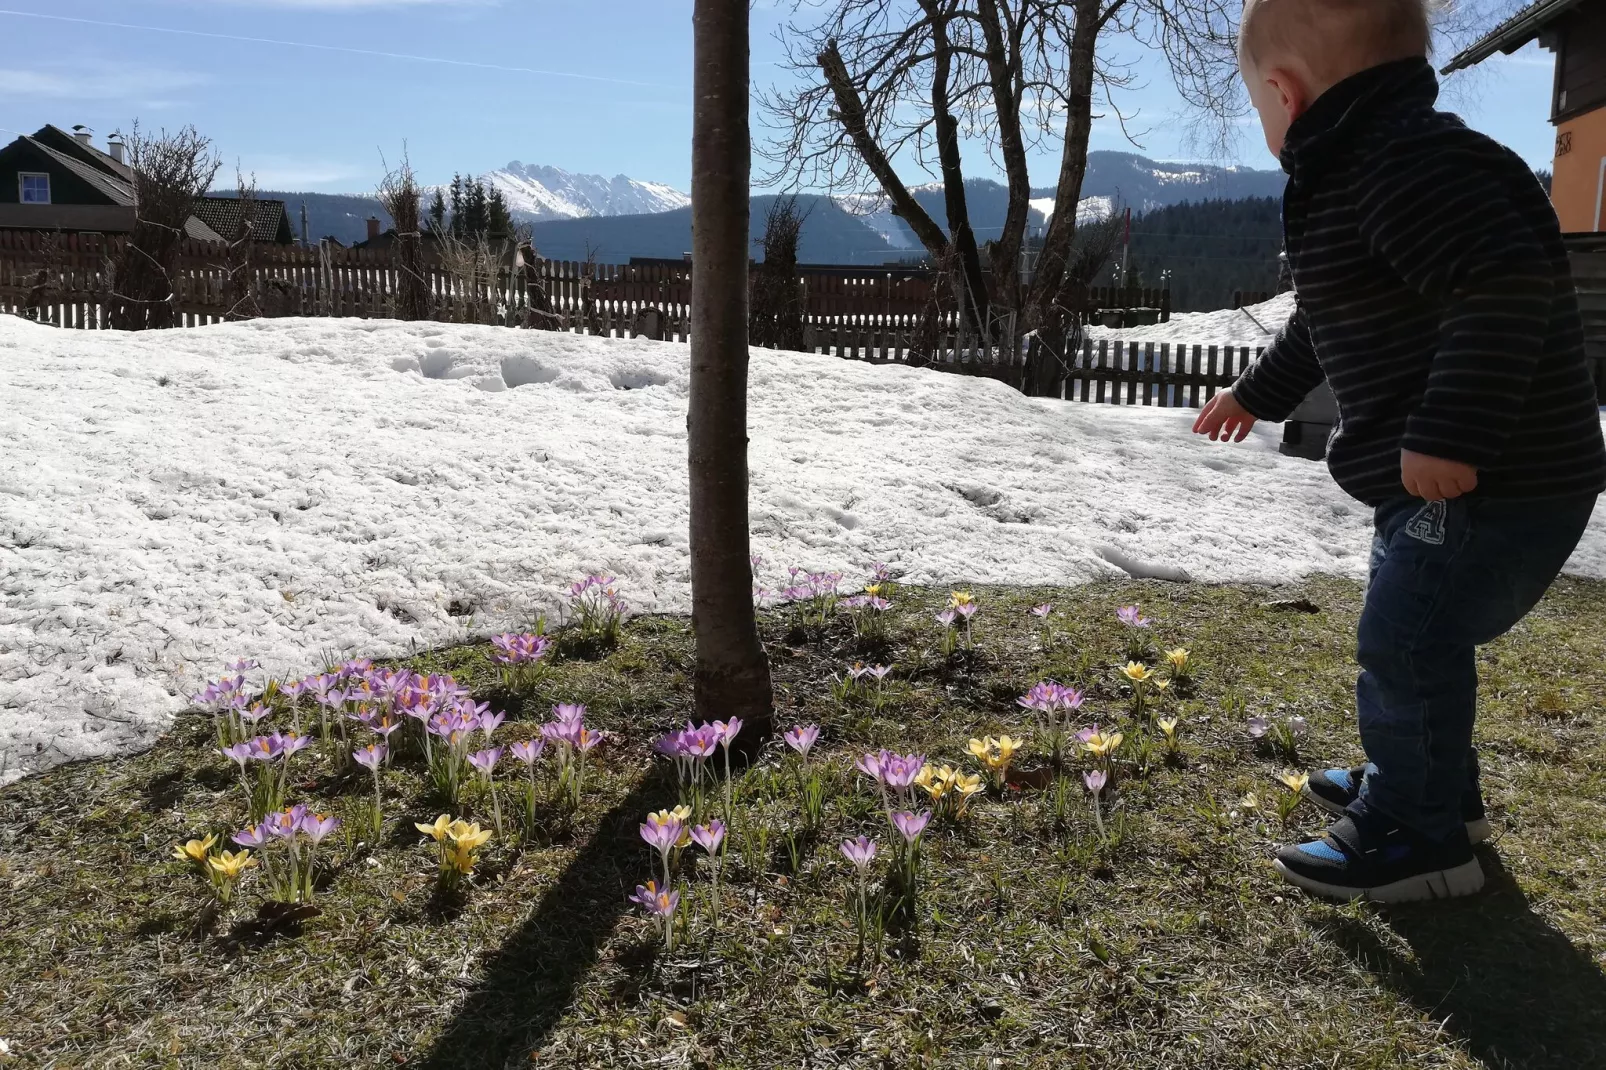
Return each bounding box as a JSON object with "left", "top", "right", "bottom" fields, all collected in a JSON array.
[
  {"left": 416, "top": 775, "right": 662, "bottom": 1069},
  {"left": 1318, "top": 850, "right": 1606, "bottom": 1069}
]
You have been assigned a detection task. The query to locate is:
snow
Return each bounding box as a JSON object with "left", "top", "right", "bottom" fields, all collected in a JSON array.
[
  {"left": 478, "top": 162, "right": 690, "bottom": 222},
  {"left": 1027, "top": 195, "right": 1112, "bottom": 226},
  {"left": 2, "top": 313, "right": 1603, "bottom": 784},
  {"left": 1086, "top": 291, "right": 1298, "bottom": 348}
]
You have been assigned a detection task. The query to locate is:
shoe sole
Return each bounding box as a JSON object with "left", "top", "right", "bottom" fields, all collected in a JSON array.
[
  {"left": 1274, "top": 856, "right": 1485, "bottom": 903},
  {"left": 1304, "top": 788, "right": 1493, "bottom": 844}
]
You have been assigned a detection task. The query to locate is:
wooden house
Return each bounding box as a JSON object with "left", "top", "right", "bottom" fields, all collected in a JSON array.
[
  {"left": 0, "top": 124, "right": 294, "bottom": 243},
  {"left": 1444, "top": 0, "right": 1606, "bottom": 233}
]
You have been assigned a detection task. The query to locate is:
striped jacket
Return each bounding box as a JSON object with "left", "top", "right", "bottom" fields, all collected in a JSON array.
[{"left": 1231, "top": 58, "right": 1606, "bottom": 505}]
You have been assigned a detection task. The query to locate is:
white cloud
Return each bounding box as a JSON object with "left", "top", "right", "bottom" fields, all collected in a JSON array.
[{"left": 0, "top": 66, "right": 206, "bottom": 104}]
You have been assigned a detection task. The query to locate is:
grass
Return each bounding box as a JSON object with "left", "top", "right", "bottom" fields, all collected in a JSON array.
[{"left": 3, "top": 576, "right": 1606, "bottom": 1068}]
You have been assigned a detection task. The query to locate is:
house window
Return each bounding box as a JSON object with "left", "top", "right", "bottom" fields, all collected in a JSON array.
[{"left": 19, "top": 173, "right": 50, "bottom": 204}]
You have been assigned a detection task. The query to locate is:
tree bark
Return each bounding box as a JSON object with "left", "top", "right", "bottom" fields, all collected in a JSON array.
[
  {"left": 918, "top": 0, "right": 989, "bottom": 335},
  {"left": 1022, "top": 0, "right": 1102, "bottom": 333},
  {"left": 817, "top": 39, "right": 950, "bottom": 257},
  {"left": 976, "top": 0, "right": 1031, "bottom": 318},
  {"left": 689, "top": 0, "right": 775, "bottom": 750}
]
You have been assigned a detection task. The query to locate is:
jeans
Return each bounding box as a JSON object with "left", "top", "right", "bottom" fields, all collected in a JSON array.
[{"left": 1355, "top": 493, "right": 1599, "bottom": 841}]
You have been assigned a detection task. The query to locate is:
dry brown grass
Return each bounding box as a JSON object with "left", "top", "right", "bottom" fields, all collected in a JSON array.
[{"left": 2, "top": 577, "right": 1604, "bottom": 1068}]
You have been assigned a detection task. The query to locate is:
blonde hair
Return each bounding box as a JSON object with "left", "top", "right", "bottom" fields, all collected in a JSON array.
[{"left": 1239, "top": 0, "right": 1431, "bottom": 83}]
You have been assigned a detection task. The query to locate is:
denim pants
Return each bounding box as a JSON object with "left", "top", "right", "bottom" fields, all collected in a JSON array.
[{"left": 1355, "top": 493, "right": 1598, "bottom": 840}]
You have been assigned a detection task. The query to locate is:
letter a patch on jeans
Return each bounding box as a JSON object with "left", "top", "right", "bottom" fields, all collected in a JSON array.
[{"left": 1404, "top": 500, "right": 1447, "bottom": 545}]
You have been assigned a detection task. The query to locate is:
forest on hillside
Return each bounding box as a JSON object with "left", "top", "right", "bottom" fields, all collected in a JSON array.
[{"left": 1093, "top": 196, "right": 1285, "bottom": 312}]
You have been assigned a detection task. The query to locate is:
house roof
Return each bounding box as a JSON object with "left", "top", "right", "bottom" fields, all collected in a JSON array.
[
  {"left": 1441, "top": 0, "right": 1588, "bottom": 73},
  {"left": 189, "top": 196, "right": 295, "bottom": 244},
  {"left": 24, "top": 137, "right": 135, "bottom": 205},
  {"left": 33, "top": 124, "right": 134, "bottom": 183}
]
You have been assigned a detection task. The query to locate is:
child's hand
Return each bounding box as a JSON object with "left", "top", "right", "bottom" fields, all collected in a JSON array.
[
  {"left": 1401, "top": 450, "right": 1478, "bottom": 500},
  {"left": 1192, "top": 389, "right": 1257, "bottom": 442}
]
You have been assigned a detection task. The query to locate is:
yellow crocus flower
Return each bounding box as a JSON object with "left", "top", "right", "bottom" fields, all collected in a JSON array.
[
  {"left": 866, "top": 584, "right": 883, "bottom": 597},
  {"left": 1240, "top": 792, "right": 1260, "bottom": 810},
  {"left": 994, "top": 736, "right": 1023, "bottom": 763},
  {"left": 207, "top": 849, "right": 256, "bottom": 879},
  {"left": 1121, "top": 662, "right": 1153, "bottom": 683},
  {"left": 967, "top": 738, "right": 991, "bottom": 761},
  {"left": 447, "top": 842, "right": 478, "bottom": 874},
  {"left": 915, "top": 764, "right": 937, "bottom": 790},
  {"left": 1157, "top": 717, "right": 1179, "bottom": 738},
  {"left": 1083, "top": 731, "right": 1123, "bottom": 758},
  {"left": 953, "top": 772, "right": 983, "bottom": 796},
  {"left": 415, "top": 814, "right": 453, "bottom": 842},
  {"left": 448, "top": 821, "right": 493, "bottom": 852},
  {"left": 671, "top": 804, "right": 694, "bottom": 822},
  {"left": 949, "top": 591, "right": 974, "bottom": 607},
  {"left": 1278, "top": 772, "right": 1310, "bottom": 794},
  {"left": 1152, "top": 678, "right": 1171, "bottom": 693},
  {"left": 1166, "top": 648, "right": 1190, "bottom": 672},
  {"left": 172, "top": 834, "right": 217, "bottom": 864}
]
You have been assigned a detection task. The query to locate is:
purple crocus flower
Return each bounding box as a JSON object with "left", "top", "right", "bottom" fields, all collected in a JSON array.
[
  {"left": 225, "top": 658, "right": 260, "bottom": 674},
  {"left": 714, "top": 717, "right": 743, "bottom": 748},
  {"left": 468, "top": 747, "right": 502, "bottom": 778},
  {"left": 1076, "top": 725, "right": 1102, "bottom": 744},
  {"left": 1031, "top": 603, "right": 1053, "bottom": 618},
  {"left": 1116, "top": 605, "right": 1152, "bottom": 628},
  {"left": 232, "top": 823, "right": 268, "bottom": 848},
  {"left": 629, "top": 881, "right": 679, "bottom": 918},
  {"left": 1289, "top": 715, "right": 1310, "bottom": 738},
  {"left": 274, "top": 731, "right": 311, "bottom": 758},
  {"left": 509, "top": 738, "right": 545, "bottom": 765},
  {"left": 1084, "top": 770, "right": 1108, "bottom": 795},
  {"left": 784, "top": 724, "right": 820, "bottom": 760},
  {"left": 353, "top": 743, "right": 386, "bottom": 772},
  {"left": 576, "top": 727, "right": 606, "bottom": 753},
  {"left": 879, "top": 753, "right": 926, "bottom": 792},
  {"left": 854, "top": 752, "right": 885, "bottom": 780},
  {"left": 246, "top": 734, "right": 284, "bottom": 762},
  {"left": 639, "top": 816, "right": 683, "bottom": 855},
  {"left": 868, "top": 664, "right": 892, "bottom": 682},
  {"left": 955, "top": 602, "right": 978, "bottom": 621},
  {"left": 848, "top": 664, "right": 870, "bottom": 681},
  {"left": 478, "top": 711, "right": 506, "bottom": 739},
  {"left": 219, "top": 742, "right": 254, "bottom": 771},
  {"left": 890, "top": 810, "right": 931, "bottom": 844},
  {"left": 264, "top": 808, "right": 303, "bottom": 839},
  {"left": 936, "top": 608, "right": 958, "bottom": 627},
  {"left": 691, "top": 820, "right": 727, "bottom": 854},
  {"left": 840, "top": 835, "right": 877, "bottom": 873},
  {"left": 552, "top": 703, "right": 587, "bottom": 725},
  {"left": 281, "top": 678, "right": 307, "bottom": 703},
  {"left": 1248, "top": 716, "right": 1270, "bottom": 739},
  {"left": 542, "top": 719, "right": 582, "bottom": 748},
  {"left": 301, "top": 813, "right": 340, "bottom": 844},
  {"left": 240, "top": 703, "right": 274, "bottom": 726}
]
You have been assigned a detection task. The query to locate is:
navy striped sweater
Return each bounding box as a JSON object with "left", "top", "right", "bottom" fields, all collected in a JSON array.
[{"left": 1231, "top": 58, "right": 1606, "bottom": 505}]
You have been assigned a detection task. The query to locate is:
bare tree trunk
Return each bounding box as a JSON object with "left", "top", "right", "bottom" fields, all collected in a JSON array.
[
  {"left": 1023, "top": 0, "right": 1102, "bottom": 332},
  {"left": 817, "top": 40, "right": 950, "bottom": 257},
  {"left": 690, "top": 0, "right": 774, "bottom": 750},
  {"left": 976, "top": 0, "right": 1031, "bottom": 316},
  {"left": 918, "top": 0, "right": 989, "bottom": 334}
]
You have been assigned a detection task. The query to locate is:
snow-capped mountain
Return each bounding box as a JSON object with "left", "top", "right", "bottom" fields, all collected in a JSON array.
[{"left": 483, "top": 162, "right": 690, "bottom": 222}]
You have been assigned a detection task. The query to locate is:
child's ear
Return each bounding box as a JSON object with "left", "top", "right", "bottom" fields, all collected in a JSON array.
[{"left": 1265, "top": 67, "right": 1311, "bottom": 124}]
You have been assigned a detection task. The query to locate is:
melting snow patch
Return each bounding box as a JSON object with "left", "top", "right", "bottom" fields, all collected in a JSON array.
[{"left": 1, "top": 314, "right": 1603, "bottom": 783}]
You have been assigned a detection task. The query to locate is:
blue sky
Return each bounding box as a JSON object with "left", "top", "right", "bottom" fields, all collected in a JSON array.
[{"left": 0, "top": 1, "right": 1560, "bottom": 195}]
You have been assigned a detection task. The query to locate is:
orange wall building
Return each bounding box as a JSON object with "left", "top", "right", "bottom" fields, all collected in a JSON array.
[{"left": 1445, "top": 0, "right": 1606, "bottom": 233}]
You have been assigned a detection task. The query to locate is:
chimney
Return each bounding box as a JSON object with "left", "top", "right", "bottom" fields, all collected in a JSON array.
[
  {"left": 366, "top": 216, "right": 382, "bottom": 241},
  {"left": 107, "top": 132, "right": 125, "bottom": 165},
  {"left": 72, "top": 124, "right": 93, "bottom": 147}
]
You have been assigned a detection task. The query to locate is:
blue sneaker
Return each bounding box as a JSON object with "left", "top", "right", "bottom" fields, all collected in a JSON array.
[
  {"left": 1305, "top": 765, "right": 1492, "bottom": 843},
  {"left": 1274, "top": 812, "right": 1485, "bottom": 903}
]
